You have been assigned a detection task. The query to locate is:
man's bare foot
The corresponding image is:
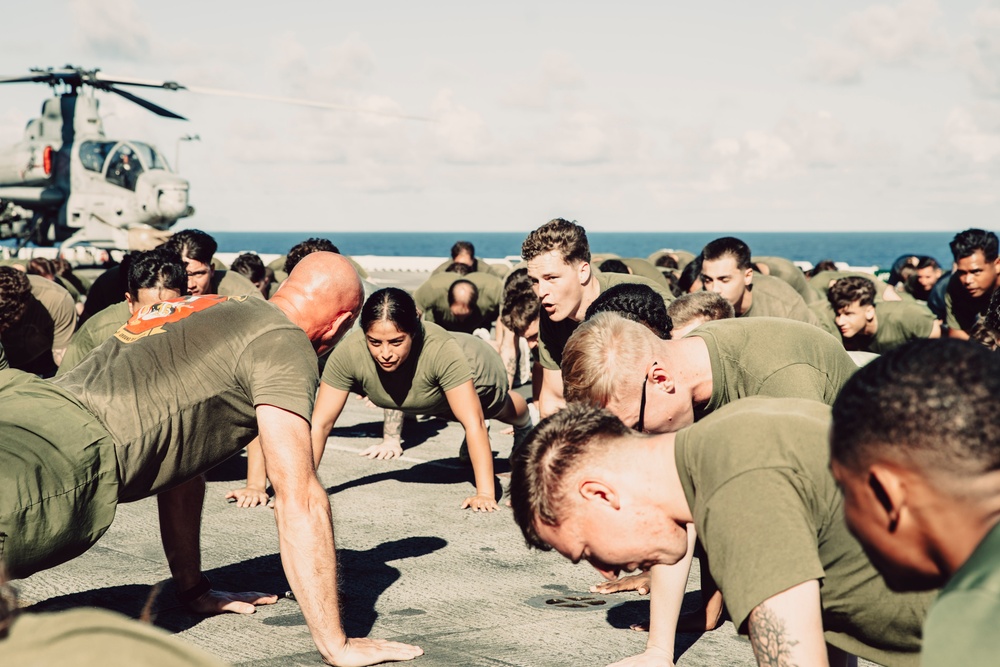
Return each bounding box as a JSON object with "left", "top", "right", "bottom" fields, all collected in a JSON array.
[
  {"left": 591, "top": 572, "right": 651, "bottom": 596},
  {"left": 359, "top": 439, "right": 403, "bottom": 460}
]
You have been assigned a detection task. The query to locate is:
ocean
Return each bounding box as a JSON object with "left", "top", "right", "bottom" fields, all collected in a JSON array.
[{"left": 210, "top": 231, "right": 958, "bottom": 270}]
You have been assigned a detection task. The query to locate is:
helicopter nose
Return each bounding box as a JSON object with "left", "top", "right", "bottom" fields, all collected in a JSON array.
[
  {"left": 135, "top": 171, "right": 190, "bottom": 223},
  {"left": 156, "top": 184, "right": 189, "bottom": 218}
]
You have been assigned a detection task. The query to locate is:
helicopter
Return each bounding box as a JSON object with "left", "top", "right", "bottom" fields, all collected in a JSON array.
[
  {"left": 0, "top": 66, "right": 196, "bottom": 250},
  {"left": 0, "top": 66, "right": 434, "bottom": 252}
]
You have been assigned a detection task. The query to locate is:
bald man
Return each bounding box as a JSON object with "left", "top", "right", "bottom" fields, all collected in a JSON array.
[{"left": 0, "top": 252, "right": 422, "bottom": 667}]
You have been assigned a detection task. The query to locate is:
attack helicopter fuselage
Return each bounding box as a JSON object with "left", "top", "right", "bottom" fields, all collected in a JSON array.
[{"left": 0, "top": 91, "right": 191, "bottom": 249}]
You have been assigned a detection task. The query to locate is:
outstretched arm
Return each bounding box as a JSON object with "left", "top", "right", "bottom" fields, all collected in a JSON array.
[
  {"left": 225, "top": 437, "right": 270, "bottom": 508},
  {"left": 537, "top": 367, "right": 566, "bottom": 418},
  {"left": 257, "top": 404, "right": 422, "bottom": 666},
  {"left": 158, "top": 474, "right": 278, "bottom": 613},
  {"left": 747, "top": 579, "right": 827, "bottom": 667},
  {"left": 445, "top": 380, "right": 498, "bottom": 512},
  {"left": 310, "top": 382, "right": 351, "bottom": 468}
]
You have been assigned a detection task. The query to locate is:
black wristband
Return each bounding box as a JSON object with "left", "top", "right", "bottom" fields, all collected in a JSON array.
[{"left": 176, "top": 574, "right": 212, "bottom": 605}]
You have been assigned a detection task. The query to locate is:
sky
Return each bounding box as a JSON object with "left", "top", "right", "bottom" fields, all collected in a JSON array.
[{"left": 2, "top": 0, "right": 1000, "bottom": 233}]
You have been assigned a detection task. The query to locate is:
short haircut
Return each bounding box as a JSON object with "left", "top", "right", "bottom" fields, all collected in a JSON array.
[
  {"left": 598, "top": 258, "right": 630, "bottom": 275},
  {"left": 677, "top": 255, "right": 703, "bottom": 293},
  {"left": 510, "top": 402, "right": 636, "bottom": 551},
  {"left": 916, "top": 256, "right": 940, "bottom": 271},
  {"left": 655, "top": 254, "right": 678, "bottom": 270},
  {"left": 26, "top": 257, "right": 55, "bottom": 279},
  {"left": 831, "top": 340, "right": 1000, "bottom": 491},
  {"left": 231, "top": 252, "right": 266, "bottom": 284},
  {"left": 448, "top": 279, "right": 479, "bottom": 307},
  {"left": 360, "top": 287, "right": 421, "bottom": 338},
  {"left": 809, "top": 259, "right": 839, "bottom": 277},
  {"left": 127, "top": 248, "right": 187, "bottom": 300},
  {"left": 162, "top": 229, "right": 218, "bottom": 265},
  {"left": 501, "top": 268, "right": 540, "bottom": 336},
  {"left": 445, "top": 261, "right": 472, "bottom": 276},
  {"left": 521, "top": 218, "right": 591, "bottom": 265},
  {"left": 950, "top": 228, "right": 999, "bottom": 263},
  {"left": 285, "top": 238, "right": 340, "bottom": 274},
  {"left": 585, "top": 282, "right": 672, "bottom": 339},
  {"left": 451, "top": 241, "right": 475, "bottom": 259},
  {"left": 562, "top": 313, "right": 657, "bottom": 407},
  {"left": 667, "top": 291, "right": 734, "bottom": 330},
  {"left": 828, "top": 275, "right": 877, "bottom": 311},
  {"left": 0, "top": 266, "right": 31, "bottom": 333},
  {"left": 702, "top": 237, "right": 751, "bottom": 271}
]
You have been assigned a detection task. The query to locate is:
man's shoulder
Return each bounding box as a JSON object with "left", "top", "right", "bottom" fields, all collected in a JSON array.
[
  {"left": 27, "top": 274, "right": 74, "bottom": 309},
  {"left": 597, "top": 270, "right": 674, "bottom": 303},
  {"left": 80, "top": 301, "right": 131, "bottom": 336},
  {"left": 215, "top": 269, "right": 265, "bottom": 298}
]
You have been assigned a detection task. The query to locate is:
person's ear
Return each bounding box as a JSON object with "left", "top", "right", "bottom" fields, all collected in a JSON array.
[
  {"left": 649, "top": 361, "right": 676, "bottom": 394},
  {"left": 864, "top": 305, "right": 876, "bottom": 321},
  {"left": 578, "top": 261, "right": 591, "bottom": 285},
  {"left": 868, "top": 464, "right": 906, "bottom": 532},
  {"left": 743, "top": 268, "right": 753, "bottom": 286},
  {"left": 579, "top": 480, "right": 620, "bottom": 510}
]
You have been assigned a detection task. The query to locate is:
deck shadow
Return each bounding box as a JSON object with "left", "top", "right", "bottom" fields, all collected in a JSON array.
[{"left": 22, "top": 536, "right": 447, "bottom": 638}]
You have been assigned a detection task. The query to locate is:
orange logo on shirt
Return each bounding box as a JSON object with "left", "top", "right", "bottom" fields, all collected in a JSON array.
[{"left": 115, "top": 295, "right": 246, "bottom": 343}]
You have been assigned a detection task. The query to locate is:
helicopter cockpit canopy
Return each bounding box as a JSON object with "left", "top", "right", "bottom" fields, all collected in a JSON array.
[{"left": 79, "top": 140, "right": 171, "bottom": 192}]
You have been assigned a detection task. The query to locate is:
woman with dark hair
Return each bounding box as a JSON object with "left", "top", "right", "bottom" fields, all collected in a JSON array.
[
  {"left": 313, "top": 288, "right": 531, "bottom": 512},
  {"left": 584, "top": 282, "right": 673, "bottom": 339}
]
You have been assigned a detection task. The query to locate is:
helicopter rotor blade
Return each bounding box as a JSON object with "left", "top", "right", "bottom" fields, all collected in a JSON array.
[
  {"left": 186, "top": 85, "right": 435, "bottom": 123},
  {"left": 106, "top": 85, "right": 188, "bottom": 120},
  {"left": 91, "top": 71, "right": 187, "bottom": 91},
  {"left": 0, "top": 74, "right": 59, "bottom": 85}
]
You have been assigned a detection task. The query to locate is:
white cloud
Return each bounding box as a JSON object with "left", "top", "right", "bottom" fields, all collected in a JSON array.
[
  {"left": 70, "top": 0, "right": 151, "bottom": 60},
  {"left": 272, "top": 32, "right": 376, "bottom": 95},
  {"left": 934, "top": 105, "right": 1000, "bottom": 164},
  {"left": 428, "top": 89, "right": 500, "bottom": 164},
  {"left": 957, "top": 7, "right": 1000, "bottom": 95},
  {"left": 500, "top": 51, "right": 583, "bottom": 109},
  {"left": 807, "top": 0, "right": 946, "bottom": 84}
]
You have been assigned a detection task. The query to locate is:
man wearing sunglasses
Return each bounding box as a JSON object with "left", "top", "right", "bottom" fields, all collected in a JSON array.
[{"left": 562, "top": 313, "right": 857, "bottom": 435}]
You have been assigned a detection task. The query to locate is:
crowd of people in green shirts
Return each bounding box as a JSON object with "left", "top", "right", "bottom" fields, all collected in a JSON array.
[{"left": 0, "top": 220, "right": 999, "bottom": 666}]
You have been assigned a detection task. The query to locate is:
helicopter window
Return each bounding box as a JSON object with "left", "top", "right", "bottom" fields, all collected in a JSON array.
[
  {"left": 106, "top": 145, "right": 144, "bottom": 191},
  {"left": 131, "top": 142, "right": 169, "bottom": 171},
  {"left": 79, "top": 141, "right": 116, "bottom": 173}
]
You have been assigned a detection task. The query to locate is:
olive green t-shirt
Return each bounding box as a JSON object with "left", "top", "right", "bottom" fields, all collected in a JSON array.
[
  {"left": 674, "top": 398, "right": 931, "bottom": 665},
  {"left": 57, "top": 301, "right": 132, "bottom": 375},
  {"left": 866, "top": 301, "right": 937, "bottom": 354},
  {"left": 413, "top": 271, "right": 504, "bottom": 334},
  {"left": 753, "top": 255, "right": 818, "bottom": 304},
  {"left": 944, "top": 274, "right": 994, "bottom": 333},
  {"left": 688, "top": 317, "right": 856, "bottom": 413},
  {"left": 321, "top": 321, "right": 508, "bottom": 418},
  {"left": 54, "top": 296, "right": 318, "bottom": 502},
  {"left": 742, "top": 273, "right": 821, "bottom": 326},
  {"left": 921, "top": 521, "right": 1000, "bottom": 666},
  {"left": 621, "top": 257, "right": 670, "bottom": 288},
  {"left": 537, "top": 271, "right": 675, "bottom": 370},
  {"left": 0, "top": 275, "right": 77, "bottom": 375},
  {"left": 809, "top": 270, "right": 894, "bottom": 303},
  {"left": 809, "top": 299, "right": 841, "bottom": 338},
  {"left": 0, "top": 607, "right": 230, "bottom": 666}
]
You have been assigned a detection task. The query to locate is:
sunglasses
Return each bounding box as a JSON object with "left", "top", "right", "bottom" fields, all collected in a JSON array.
[{"left": 636, "top": 362, "right": 656, "bottom": 433}]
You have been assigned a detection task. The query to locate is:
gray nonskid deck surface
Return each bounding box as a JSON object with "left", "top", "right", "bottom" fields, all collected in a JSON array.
[
  {"left": 14, "top": 396, "right": 757, "bottom": 666},
  {"left": 12, "top": 270, "right": 876, "bottom": 666}
]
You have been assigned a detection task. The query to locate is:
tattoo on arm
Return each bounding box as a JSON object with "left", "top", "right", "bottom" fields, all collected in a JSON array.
[
  {"left": 748, "top": 604, "right": 800, "bottom": 667},
  {"left": 383, "top": 409, "right": 404, "bottom": 439}
]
